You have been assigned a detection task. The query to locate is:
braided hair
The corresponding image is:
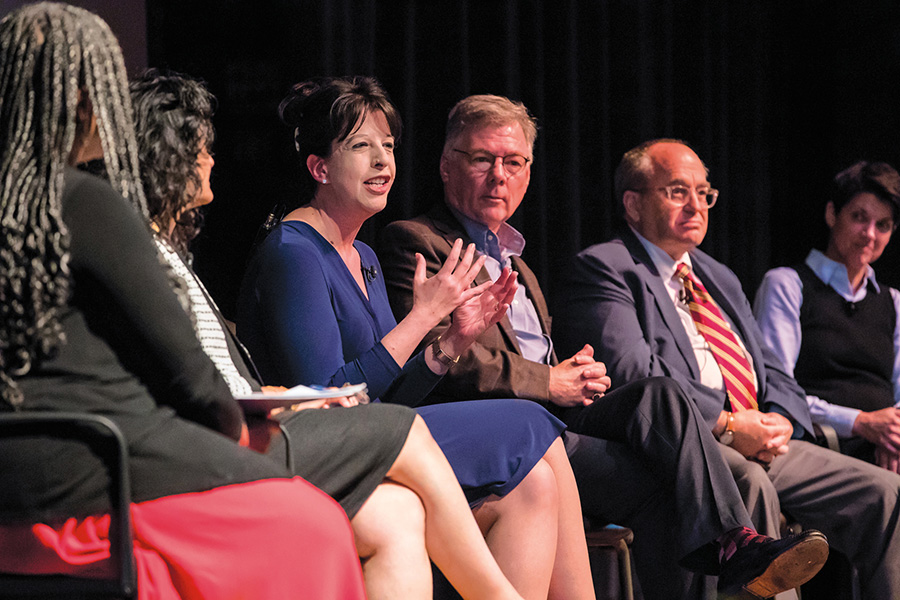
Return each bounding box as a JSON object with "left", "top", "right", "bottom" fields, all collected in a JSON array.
[{"left": 0, "top": 3, "right": 147, "bottom": 408}]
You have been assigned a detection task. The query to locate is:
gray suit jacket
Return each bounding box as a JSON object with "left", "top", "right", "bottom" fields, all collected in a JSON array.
[
  {"left": 556, "top": 228, "right": 814, "bottom": 436},
  {"left": 378, "top": 203, "right": 556, "bottom": 405}
]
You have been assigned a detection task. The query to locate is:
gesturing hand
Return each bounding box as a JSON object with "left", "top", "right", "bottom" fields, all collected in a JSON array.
[
  {"left": 445, "top": 267, "right": 518, "bottom": 345},
  {"left": 411, "top": 239, "right": 491, "bottom": 325}
]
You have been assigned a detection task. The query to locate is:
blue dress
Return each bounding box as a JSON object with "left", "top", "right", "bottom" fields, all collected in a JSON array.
[{"left": 237, "top": 220, "right": 565, "bottom": 502}]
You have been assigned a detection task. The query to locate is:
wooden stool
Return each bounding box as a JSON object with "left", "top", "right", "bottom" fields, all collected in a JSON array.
[{"left": 585, "top": 523, "right": 636, "bottom": 600}]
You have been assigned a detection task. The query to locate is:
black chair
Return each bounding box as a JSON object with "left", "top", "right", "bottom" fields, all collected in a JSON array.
[
  {"left": 813, "top": 423, "right": 840, "bottom": 454},
  {"left": 0, "top": 412, "right": 137, "bottom": 599}
]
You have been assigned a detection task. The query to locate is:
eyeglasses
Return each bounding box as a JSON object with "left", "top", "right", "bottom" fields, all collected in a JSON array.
[
  {"left": 635, "top": 185, "right": 719, "bottom": 208},
  {"left": 452, "top": 149, "right": 531, "bottom": 176}
]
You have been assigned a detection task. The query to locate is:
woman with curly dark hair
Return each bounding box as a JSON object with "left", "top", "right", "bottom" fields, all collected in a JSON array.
[
  {"left": 0, "top": 5, "right": 366, "bottom": 598},
  {"left": 131, "top": 70, "right": 216, "bottom": 255},
  {"left": 132, "top": 68, "right": 534, "bottom": 600}
]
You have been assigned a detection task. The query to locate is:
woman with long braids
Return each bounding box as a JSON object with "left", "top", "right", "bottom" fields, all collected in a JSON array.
[
  {"left": 0, "top": 5, "right": 366, "bottom": 598},
  {"left": 131, "top": 67, "right": 537, "bottom": 600}
]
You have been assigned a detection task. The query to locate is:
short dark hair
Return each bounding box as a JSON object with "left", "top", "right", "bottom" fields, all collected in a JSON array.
[
  {"left": 279, "top": 76, "right": 401, "bottom": 207},
  {"left": 131, "top": 68, "right": 216, "bottom": 256},
  {"left": 831, "top": 160, "right": 900, "bottom": 223}
]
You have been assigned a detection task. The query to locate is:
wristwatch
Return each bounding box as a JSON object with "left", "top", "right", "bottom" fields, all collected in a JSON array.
[
  {"left": 430, "top": 335, "right": 460, "bottom": 368},
  {"left": 719, "top": 411, "right": 736, "bottom": 446}
]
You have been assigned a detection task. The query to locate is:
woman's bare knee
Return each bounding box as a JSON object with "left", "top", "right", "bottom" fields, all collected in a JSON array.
[
  {"left": 352, "top": 481, "right": 426, "bottom": 559},
  {"left": 511, "top": 458, "right": 558, "bottom": 509},
  {"left": 474, "top": 458, "right": 558, "bottom": 534}
]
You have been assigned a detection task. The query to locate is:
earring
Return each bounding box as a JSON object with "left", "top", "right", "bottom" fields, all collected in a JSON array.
[{"left": 321, "top": 178, "right": 328, "bottom": 184}]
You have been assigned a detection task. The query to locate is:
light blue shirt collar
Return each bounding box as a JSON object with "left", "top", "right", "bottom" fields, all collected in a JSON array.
[
  {"left": 448, "top": 204, "right": 551, "bottom": 365},
  {"left": 806, "top": 249, "right": 880, "bottom": 301},
  {"left": 449, "top": 205, "right": 526, "bottom": 266}
]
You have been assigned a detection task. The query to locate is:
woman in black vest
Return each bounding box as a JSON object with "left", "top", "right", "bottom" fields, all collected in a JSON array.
[{"left": 754, "top": 161, "right": 900, "bottom": 470}]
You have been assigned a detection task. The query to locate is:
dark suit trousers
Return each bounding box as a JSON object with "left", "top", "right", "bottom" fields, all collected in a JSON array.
[
  {"left": 723, "top": 439, "right": 900, "bottom": 599},
  {"left": 559, "top": 377, "right": 752, "bottom": 600}
]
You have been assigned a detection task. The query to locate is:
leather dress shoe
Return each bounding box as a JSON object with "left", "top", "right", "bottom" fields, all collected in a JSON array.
[{"left": 718, "top": 529, "right": 829, "bottom": 598}]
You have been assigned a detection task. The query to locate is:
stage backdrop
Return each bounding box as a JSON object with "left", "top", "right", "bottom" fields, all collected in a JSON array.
[
  {"left": 0, "top": 0, "right": 147, "bottom": 74},
  {"left": 100, "top": 1, "right": 900, "bottom": 317}
]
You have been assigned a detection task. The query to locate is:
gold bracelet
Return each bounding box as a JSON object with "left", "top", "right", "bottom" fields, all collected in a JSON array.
[{"left": 430, "top": 335, "right": 460, "bottom": 367}]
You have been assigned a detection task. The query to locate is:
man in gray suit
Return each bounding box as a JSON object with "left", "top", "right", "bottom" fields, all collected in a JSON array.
[{"left": 557, "top": 138, "right": 900, "bottom": 599}]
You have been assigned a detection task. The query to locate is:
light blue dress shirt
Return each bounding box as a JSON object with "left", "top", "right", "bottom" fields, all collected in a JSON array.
[
  {"left": 753, "top": 249, "right": 900, "bottom": 438},
  {"left": 449, "top": 207, "right": 553, "bottom": 365}
]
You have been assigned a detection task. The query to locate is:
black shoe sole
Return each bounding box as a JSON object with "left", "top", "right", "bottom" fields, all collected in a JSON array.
[{"left": 742, "top": 532, "right": 829, "bottom": 598}]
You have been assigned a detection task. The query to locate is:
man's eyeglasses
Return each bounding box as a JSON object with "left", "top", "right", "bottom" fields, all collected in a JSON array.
[
  {"left": 452, "top": 149, "right": 531, "bottom": 176},
  {"left": 635, "top": 185, "right": 719, "bottom": 208}
]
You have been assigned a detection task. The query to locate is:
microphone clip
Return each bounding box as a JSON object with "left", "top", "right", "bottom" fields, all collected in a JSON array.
[{"left": 362, "top": 265, "right": 378, "bottom": 283}]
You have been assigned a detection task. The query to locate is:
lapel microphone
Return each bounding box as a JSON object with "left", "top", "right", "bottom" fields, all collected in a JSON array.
[{"left": 362, "top": 265, "right": 378, "bottom": 282}]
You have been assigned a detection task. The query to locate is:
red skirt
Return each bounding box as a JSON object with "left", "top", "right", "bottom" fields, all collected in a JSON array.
[{"left": 0, "top": 477, "right": 366, "bottom": 599}]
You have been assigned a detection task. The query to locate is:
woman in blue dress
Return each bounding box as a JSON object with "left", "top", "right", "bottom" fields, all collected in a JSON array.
[{"left": 237, "top": 76, "right": 593, "bottom": 599}]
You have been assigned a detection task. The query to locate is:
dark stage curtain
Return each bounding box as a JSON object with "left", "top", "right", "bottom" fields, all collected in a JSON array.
[{"left": 145, "top": 0, "right": 900, "bottom": 319}]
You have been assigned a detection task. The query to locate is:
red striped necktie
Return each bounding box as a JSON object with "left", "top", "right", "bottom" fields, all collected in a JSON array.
[{"left": 675, "top": 263, "right": 758, "bottom": 412}]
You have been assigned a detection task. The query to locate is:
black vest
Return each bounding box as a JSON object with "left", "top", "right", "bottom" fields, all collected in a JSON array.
[{"left": 793, "top": 263, "right": 895, "bottom": 414}]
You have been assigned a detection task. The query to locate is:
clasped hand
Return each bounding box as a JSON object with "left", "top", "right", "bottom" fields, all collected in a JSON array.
[
  {"left": 853, "top": 406, "right": 900, "bottom": 473},
  {"left": 549, "top": 344, "right": 612, "bottom": 407},
  {"left": 852, "top": 406, "right": 900, "bottom": 455},
  {"left": 875, "top": 446, "right": 900, "bottom": 474},
  {"left": 730, "top": 409, "right": 792, "bottom": 464}
]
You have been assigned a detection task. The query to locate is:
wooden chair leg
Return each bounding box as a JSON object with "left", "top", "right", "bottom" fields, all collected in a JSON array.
[
  {"left": 585, "top": 522, "right": 637, "bottom": 600},
  {"left": 615, "top": 537, "right": 635, "bottom": 600}
]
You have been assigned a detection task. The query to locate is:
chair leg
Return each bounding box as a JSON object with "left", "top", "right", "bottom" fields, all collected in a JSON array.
[
  {"left": 615, "top": 538, "right": 635, "bottom": 600},
  {"left": 585, "top": 523, "right": 637, "bottom": 600}
]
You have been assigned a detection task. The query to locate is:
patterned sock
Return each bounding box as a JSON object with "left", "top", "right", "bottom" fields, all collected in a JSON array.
[{"left": 717, "top": 526, "right": 773, "bottom": 564}]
